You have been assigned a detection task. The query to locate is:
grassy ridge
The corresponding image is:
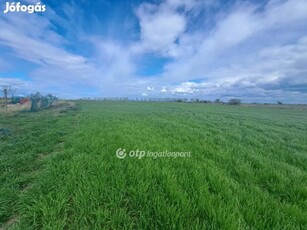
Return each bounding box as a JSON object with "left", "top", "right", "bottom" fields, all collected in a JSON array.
[{"left": 1, "top": 102, "right": 307, "bottom": 229}]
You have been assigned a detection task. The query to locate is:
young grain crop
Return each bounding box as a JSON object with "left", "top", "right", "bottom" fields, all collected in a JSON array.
[{"left": 1, "top": 101, "right": 307, "bottom": 229}]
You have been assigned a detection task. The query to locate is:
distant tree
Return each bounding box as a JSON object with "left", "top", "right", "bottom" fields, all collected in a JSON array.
[
  {"left": 214, "top": 99, "right": 221, "bottom": 103},
  {"left": 199, "top": 100, "right": 211, "bottom": 103},
  {"left": 228, "top": 98, "right": 241, "bottom": 105},
  {"left": 30, "top": 92, "right": 42, "bottom": 112},
  {"left": 30, "top": 92, "right": 57, "bottom": 112},
  {"left": 1, "top": 86, "right": 14, "bottom": 111},
  {"left": 277, "top": 101, "right": 283, "bottom": 105},
  {"left": 41, "top": 94, "right": 57, "bottom": 109}
]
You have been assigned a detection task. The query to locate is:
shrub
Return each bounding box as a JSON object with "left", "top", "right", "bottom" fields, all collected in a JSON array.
[
  {"left": 228, "top": 99, "right": 241, "bottom": 105},
  {"left": 277, "top": 101, "right": 283, "bottom": 105},
  {"left": 30, "top": 92, "right": 57, "bottom": 112}
]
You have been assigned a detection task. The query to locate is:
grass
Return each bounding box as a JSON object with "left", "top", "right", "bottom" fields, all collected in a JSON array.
[
  {"left": 0, "top": 101, "right": 307, "bottom": 229},
  {"left": 0, "top": 103, "right": 31, "bottom": 113}
]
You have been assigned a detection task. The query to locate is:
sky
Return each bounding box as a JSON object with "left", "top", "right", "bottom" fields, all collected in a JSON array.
[{"left": 0, "top": 0, "right": 307, "bottom": 103}]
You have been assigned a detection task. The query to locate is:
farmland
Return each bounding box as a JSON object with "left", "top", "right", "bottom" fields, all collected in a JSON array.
[{"left": 0, "top": 101, "right": 307, "bottom": 229}]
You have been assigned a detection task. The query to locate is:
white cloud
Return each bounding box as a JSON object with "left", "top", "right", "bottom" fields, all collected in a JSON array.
[
  {"left": 0, "top": 77, "right": 34, "bottom": 96},
  {"left": 167, "top": 0, "right": 197, "bottom": 9},
  {"left": 0, "top": 12, "right": 97, "bottom": 84},
  {"left": 161, "top": 88, "right": 167, "bottom": 93},
  {"left": 94, "top": 39, "right": 136, "bottom": 81},
  {"left": 172, "top": 87, "right": 195, "bottom": 94},
  {"left": 147, "top": 86, "right": 154, "bottom": 91},
  {"left": 135, "top": 1, "right": 187, "bottom": 56}
]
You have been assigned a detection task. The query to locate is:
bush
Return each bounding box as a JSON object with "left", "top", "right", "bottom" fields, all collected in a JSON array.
[
  {"left": 200, "top": 100, "right": 211, "bottom": 103},
  {"left": 228, "top": 99, "right": 241, "bottom": 105},
  {"left": 30, "top": 92, "right": 41, "bottom": 112},
  {"left": 30, "top": 92, "right": 57, "bottom": 112}
]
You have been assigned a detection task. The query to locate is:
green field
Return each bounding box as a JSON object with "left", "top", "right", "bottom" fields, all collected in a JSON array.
[{"left": 1, "top": 101, "right": 307, "bottom": 229}]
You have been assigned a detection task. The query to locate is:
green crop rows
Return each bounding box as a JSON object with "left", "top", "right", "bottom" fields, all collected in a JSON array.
[{"left": 1, "top": 101, "right": 306, "bottom": 229}]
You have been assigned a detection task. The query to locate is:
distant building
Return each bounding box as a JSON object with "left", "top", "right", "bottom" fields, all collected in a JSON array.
[{"left": 11, "top": 96, "right": 29, "bottom": 104}]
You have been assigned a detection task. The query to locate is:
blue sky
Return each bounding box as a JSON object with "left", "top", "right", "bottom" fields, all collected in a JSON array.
[{"left": 0, "top": 0, "right": 307, "bottom": 103}]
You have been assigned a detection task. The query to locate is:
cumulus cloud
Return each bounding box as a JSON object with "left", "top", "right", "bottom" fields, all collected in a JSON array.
[
  {"left": 163, "top": 0, "right": 307, "bottom": 81},
  {"left": 134, "top": 0, "right": 197, "bottom": 57}
]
